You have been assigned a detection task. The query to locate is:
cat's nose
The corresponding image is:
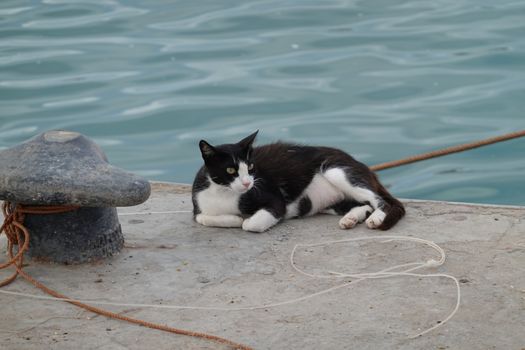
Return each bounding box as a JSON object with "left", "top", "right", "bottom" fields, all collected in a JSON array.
[{"left": 242, "top": 181, "right": 251, "bottom": 188}]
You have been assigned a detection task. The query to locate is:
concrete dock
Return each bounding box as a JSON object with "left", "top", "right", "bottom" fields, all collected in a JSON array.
[{"left": 1, "top": 182, "right": 524, "bottom": 349}]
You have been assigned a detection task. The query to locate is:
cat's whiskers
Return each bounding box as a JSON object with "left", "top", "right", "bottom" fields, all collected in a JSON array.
[
  {"left": 250, "top": 178, "right": 263, "bottom": 196},
  {"left": 250, "top": 183, "right": 260, "bottom": 196}
]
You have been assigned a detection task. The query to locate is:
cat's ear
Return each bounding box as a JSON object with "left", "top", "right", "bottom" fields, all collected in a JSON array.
[
  {"left": 238, "top": 130, "right": 258, "bottom": 150},
  {"left": 199, "top": 140, "right": 216, "bottom": 159}
]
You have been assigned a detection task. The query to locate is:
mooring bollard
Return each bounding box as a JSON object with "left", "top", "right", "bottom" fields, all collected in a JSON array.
[{"left": 0, "top": 130, "right": 151, "bottom": 264}]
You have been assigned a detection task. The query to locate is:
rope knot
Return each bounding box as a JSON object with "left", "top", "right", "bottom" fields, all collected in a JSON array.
[
  {"left": 425, "top": 259, "right": 441, "bottom": 267},
  {"left": 1, "top": 202, "right": 79, "bottom": 286},
  {"left": 2, "top": 203, "right": 23, "bottom": 243}
]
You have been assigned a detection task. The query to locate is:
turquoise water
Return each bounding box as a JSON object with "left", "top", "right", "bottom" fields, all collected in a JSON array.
[{"left": 1, "top": 0, "right": 524, "bottom": 205}]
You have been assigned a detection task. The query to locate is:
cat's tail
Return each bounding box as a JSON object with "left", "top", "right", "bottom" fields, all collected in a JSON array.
[{"left": 376, "top": 182, "right": 405, "bottom": 230}]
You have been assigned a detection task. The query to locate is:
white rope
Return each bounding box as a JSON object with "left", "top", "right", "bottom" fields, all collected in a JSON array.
[
  {"left": 0, "top": 231, "right": 459, "bottom": 338},
  {"left": 290, "top": 235, "right": 460, "bottom": 338}
]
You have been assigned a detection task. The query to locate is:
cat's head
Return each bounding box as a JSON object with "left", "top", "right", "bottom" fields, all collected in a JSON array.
[{"left": 198, "top": 131, "right": 258, "bottom": 194}]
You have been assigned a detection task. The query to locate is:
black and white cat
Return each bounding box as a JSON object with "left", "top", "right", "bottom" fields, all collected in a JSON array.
[{"left": 192, "top": 131, "right": 404, "bottom": 233}]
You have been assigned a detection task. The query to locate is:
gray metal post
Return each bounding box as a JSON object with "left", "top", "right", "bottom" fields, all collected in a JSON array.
[{"left": 0, "top": 130, "right": 151, "bottom": 263}]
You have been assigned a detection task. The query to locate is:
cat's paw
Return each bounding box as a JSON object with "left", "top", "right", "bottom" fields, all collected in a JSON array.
[
  {"left": 338, "top": 205, "right": 372, "bottom": 229},
  {"left": 339, "top": 215, "right": 358, "bottom": 229},
  {"left": 365, "top": 209, "right": 386, "bottom": 229},
  {"left": 242, "top": 218, "right": 267, "bottom": 233},
  {"left": 242, "top": 209, "right": 279, "bottom": 233},
  {"left": 196, "top": 214, "right": 244, "bottom": 228}
]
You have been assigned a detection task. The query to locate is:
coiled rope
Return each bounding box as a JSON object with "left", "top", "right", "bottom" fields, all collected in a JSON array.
[{"left": 0, "top": 202, "right": 252, "bottom": 350}]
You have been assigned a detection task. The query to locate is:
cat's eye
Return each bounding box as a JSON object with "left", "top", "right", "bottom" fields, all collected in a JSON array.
[
  {"left": 248, "top": 163, "right": 254, "bottom": 170},
  {"left": 226, "top": 167, "right": 236, "bottom": 174}
]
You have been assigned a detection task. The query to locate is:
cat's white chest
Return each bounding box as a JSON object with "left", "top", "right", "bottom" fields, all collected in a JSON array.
[{"left": 196, "top": 182, "right": 241, "bottom": 216}]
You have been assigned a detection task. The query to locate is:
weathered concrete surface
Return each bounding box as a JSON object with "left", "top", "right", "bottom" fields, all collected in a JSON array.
[{"left": 1, "top": 182, "right": 524, "bottom": 349}]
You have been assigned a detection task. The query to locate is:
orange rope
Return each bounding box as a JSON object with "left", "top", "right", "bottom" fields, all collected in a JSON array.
[
  {"left": 0, "top": 202, "right": 252, "bottom": 350},
  {"left": 370, "top": 129, "right": 525, "bottom": 171}
]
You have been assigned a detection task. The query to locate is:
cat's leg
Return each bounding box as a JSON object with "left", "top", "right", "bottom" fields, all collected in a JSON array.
[
  {"left": 365, "top": 209, "right": 387, "bottom": 229},
  {"left": 339, "top": 204, "right": 373, "bottom": 229},
  {"left": 323, "top": 198, "right": 361, "bottom": 215},
  {"left": 242, "top": 209, "right": 280, "bottom": 233},
  {"left": 242, "top": 195, "right": 286, "bottom": 233},
  {"left": 195, "top": 214, "right": 244, "bottom": 228},
  {"left": 323, "top": 198, "right": 373, "bottom": 229},
  {"left": 321, "top": 208, "right": 338, "bottom": 216},
  {"left": 323, "top": 168, "right": 387, "bottom": 229},
  {"left": 322, "top": 199, "right": 371, "bottom": 229}
]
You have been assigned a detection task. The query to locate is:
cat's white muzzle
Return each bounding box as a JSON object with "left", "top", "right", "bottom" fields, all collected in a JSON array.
[{"left": 230, "top": 176, "right": 254, "bottom": 193}]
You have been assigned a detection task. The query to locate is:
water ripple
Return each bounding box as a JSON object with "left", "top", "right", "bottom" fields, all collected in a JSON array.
[
  {"left": 0, "top": 71, "right": 139, "bottom": 88},
  {"left": 0, "top": 0, "right": 524, "bottom": 205},
  {"left": 0, "top": 7, "right": 33, "bottom": 16},
  {"left": 42, "top": 96, "right": 99, "bottom": 108},
  {"left": 22, "top": 6, "right": 148, "bottom": 29},
  {"left": 0, "top": 49, "right": 82, "bottom": 66}
]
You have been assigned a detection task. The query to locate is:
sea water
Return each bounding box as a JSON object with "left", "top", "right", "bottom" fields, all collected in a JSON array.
[{"left": 1, "top": 0, "right": 524, "bottom": 205}]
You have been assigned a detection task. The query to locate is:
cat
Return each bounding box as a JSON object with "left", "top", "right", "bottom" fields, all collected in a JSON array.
[{"left": 192, "top": 131, "right": 405, "bottom": 233}]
